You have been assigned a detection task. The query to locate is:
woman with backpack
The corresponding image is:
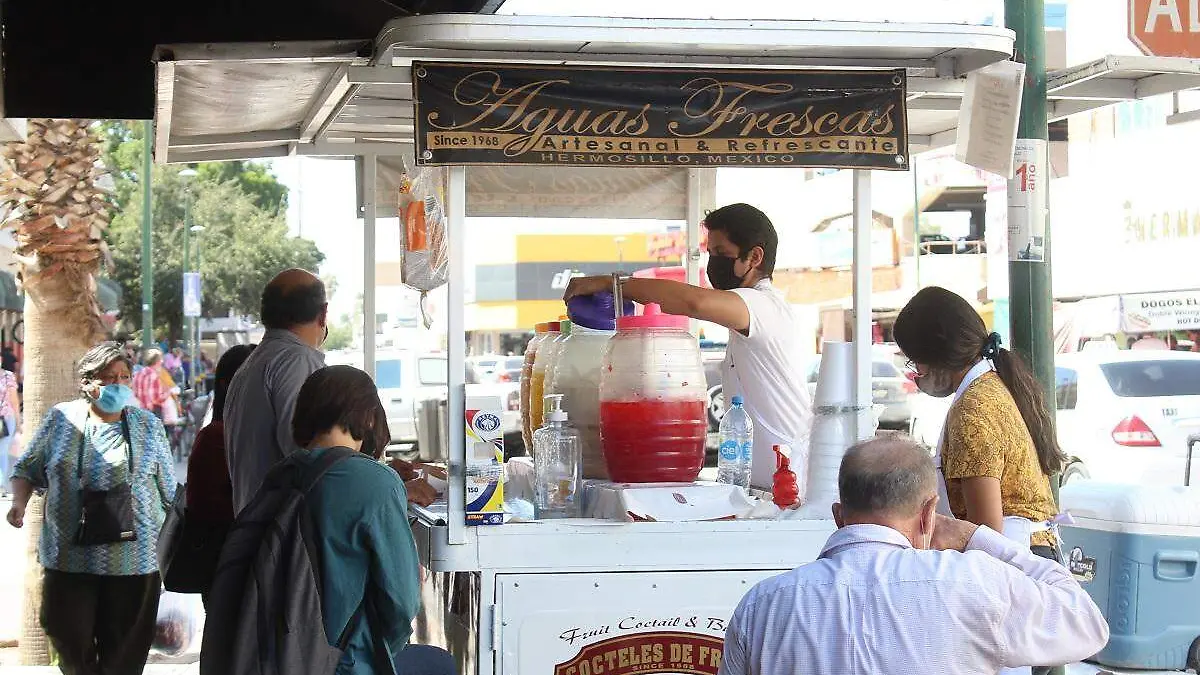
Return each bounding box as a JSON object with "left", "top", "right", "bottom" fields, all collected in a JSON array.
[
  {"left": 201, "top": 365, "right": 453, "bottom": 675},
  {"left": 5, "top": 341, "right": 176, "bottom": 675}
]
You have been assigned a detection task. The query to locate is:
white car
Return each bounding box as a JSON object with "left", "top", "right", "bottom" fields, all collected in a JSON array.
[
  {"left": 909, "top": 350, "right": 1200, "bottom": 487},
  {"left": 1055, "top": 350, "right": 1200, "bottom": 486},
  {"left": 325, "top": 349, "right": 521, "bottom": 445}
]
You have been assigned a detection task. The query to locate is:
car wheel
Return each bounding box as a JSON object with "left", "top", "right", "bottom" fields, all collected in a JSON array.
[
  {"left": 1061, "top": 461, "right": 1090, "bottom": 485},
  {"left": 707, "top": 385, "right": 726, "bottom": 432},
  {"left": 1186, "top": 636, "right": 1200, "bottom": 674}
]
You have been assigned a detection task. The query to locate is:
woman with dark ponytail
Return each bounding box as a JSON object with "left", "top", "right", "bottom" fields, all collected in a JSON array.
[{"left": 894, "top": 287, "right": 1067, "bottom": 563}]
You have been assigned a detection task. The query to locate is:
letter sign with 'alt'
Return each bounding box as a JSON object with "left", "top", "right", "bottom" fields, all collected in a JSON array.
[{"left": 1130, "top": 0, "right": 1200, "bottom": 57}]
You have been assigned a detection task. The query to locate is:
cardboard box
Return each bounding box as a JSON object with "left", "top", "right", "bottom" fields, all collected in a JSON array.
[{"left": 466, "top": 396, "right": 505, "bottom": 525}]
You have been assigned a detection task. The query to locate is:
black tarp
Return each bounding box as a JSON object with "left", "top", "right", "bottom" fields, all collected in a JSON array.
[{"left": 0, "top": 0, "right": 505, "bottom": 120}]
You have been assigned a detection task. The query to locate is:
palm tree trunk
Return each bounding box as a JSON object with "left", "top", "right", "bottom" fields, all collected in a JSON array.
[
  {"left": 1, "top": 119, "right": 111, "bottom": 666},
  {"left": 17, "top": 272, "right": 94, "bottom": 665}
]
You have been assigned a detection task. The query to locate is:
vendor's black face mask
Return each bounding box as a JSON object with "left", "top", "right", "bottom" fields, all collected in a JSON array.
[{"left": 707, "top": 255, "right": 750, "bottom": 291}]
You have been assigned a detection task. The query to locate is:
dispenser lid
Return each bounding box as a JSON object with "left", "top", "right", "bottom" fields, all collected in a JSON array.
[
  {"left": 535, "top": 322, "right": 549, "bottom": 333},
  {"left": 546, "top": 321, "right": 562, "bottom": 332},
  {"left": 617, "top": 303, "right": 689, "bottom": 331}
]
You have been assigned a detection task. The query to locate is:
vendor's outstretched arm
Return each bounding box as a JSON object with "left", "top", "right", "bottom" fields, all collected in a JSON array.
[{"left": 564, "top": 275, "right": 751, "bottom": 333}]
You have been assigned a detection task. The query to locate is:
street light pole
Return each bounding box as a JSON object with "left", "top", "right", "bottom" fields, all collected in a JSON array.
[
  {"left": 191, "top": 224, "right": 205, "bottom": 392},
  {"left": 140, "top": 122, "right": 154, "bottom": 351},
  {"left": 179, "top": 168, "right": 197, "bottom": 389}
]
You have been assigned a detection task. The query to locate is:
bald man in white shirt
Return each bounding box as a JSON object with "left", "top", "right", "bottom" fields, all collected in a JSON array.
[{"left": 719, "top": 436, "right": 1109, "bottom": 675}]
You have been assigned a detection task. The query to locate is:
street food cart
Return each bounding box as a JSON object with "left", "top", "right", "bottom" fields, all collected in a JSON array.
[{"left": 150, "top": 14, "right": 1016, "bottom": 674}]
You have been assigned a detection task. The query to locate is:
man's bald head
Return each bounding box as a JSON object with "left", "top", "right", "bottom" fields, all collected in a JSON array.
[
  {"left": 261, "top": 269, "right": 327, "bottom": 332},
  {"left": 837, "top": 436, "right": 937, "bottom": 519}
]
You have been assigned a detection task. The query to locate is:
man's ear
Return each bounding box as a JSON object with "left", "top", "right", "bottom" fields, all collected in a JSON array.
[
  {"left": 832, "top": 502, "right": 844, "bottom": 528},
  {"left": 320, "top": 303, "right": 330, "bottom": 326},
  {"left": 919, "top": 496, "right": 938, "bottom": 547},
  {"left": 745, "top": 245, "right": 765, "bottom": 270}
]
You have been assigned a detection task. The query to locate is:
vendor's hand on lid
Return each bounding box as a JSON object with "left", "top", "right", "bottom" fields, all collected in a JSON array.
[
  {"left": 405, "top": 478, "right": 439, "bottom": 507},
  {"left": 563, "top": 275, "right": 613, "bottom": 302}
]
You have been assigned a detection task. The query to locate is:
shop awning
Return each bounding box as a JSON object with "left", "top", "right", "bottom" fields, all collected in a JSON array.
[
  {"left": 1047, "top": 55, "right": 1200, "bottom": 122},
  {"left": 152, "top": 14, "right": 1017, "bottom": 164}
]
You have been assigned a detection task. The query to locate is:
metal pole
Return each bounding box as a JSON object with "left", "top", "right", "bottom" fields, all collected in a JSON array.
[
  {"left": 140, "top": 121, "right": 154, "bottom": 351},
  {"left": 852, "top": 170, "right": 874, "bottom": 443},
  {"left": 1005, "top": 0, "right": 1059, "bottom": 504},
  {"left": 446, "top": 165, "right": 468, "bottom": 545},
  {"left": 911, "top": 156, "right": 921, "bottom": 286},
  {"left": 183, "top": 192, "right": 191, "bottom": 386},
  {"left": 362, "top": 155, "right": 377, "bottom": 381}
]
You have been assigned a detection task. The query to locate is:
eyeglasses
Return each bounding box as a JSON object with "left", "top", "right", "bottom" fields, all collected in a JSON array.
[{"left": 95, "top": 372, "right": 132, "bottom": 386}]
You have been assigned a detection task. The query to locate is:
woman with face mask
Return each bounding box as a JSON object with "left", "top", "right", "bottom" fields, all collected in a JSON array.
[
  {"left": 564, "top": 203, "right": 812, "bottom": 493},
  {"left": 5, "top": 341, "right": 176, "bottom": 675},
  {"left": 894, "top": 287, "right": 1066, "bottom": 560}
]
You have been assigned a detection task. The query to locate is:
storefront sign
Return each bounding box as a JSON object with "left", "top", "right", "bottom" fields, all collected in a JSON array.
[
  {"left": 413, "top": 62, "right": 908, "bottom": 170},
  {"left": 1120, "top": 290, "right": 1200, "bottom": 332},
  {"left": 554, "top": 632, "right": 724, "bottom": 675}
]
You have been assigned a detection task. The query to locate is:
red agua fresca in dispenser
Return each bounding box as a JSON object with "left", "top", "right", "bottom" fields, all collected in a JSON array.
[{"left": 599, "top": 304, "right": 707, "bottom": 483}]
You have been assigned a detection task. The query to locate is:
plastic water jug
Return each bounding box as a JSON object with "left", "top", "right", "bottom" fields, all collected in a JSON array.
[{"left": 599, "top": 304, "right": 707, "bottom": 483}]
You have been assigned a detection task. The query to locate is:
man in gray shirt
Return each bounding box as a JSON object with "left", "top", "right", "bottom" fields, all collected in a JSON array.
[{"left": 224, "top": 269, "right": 328, "bottom": 513}]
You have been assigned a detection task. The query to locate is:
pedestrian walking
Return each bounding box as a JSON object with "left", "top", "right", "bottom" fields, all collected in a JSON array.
[{"left": 6, "top": 341, "right": 176, "bottom": 675}]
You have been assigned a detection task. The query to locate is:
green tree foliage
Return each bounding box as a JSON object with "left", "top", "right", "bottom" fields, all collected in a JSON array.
[
  {"left": 101, "top": 122, "right": 323, "bottom": 340},
  {"left": 323, "top": 320, "right": 354, "bottom": 351}
]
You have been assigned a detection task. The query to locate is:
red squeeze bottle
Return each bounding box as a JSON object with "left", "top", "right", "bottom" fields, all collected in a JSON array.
[{"left": 772, "top": 445, "right": 799, "bottom": 508}]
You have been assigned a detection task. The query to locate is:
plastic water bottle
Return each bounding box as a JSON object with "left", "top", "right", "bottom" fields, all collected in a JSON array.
[
  {"left": 533, "top": 394, "right": 583, "bottom": 519},
  {"left": 717, "top": 396, "right": 754, "bottom": 491}
]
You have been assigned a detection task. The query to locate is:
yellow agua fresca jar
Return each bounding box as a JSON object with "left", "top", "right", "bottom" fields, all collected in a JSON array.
[
  {"left": 519, "top": 322, "right": 551, "bottom": 453},
  {"left": 528, "top": 321, "right": 564, "bottom": 454}
]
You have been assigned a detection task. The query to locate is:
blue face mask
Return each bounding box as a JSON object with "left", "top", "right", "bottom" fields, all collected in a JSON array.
[{"left": 93, "top": 384, "right": 135, "bottom": 414}]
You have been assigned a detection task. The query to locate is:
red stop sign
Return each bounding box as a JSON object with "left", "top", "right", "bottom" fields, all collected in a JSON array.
[{"left": 1130, "top": 0, "right": 1200, "bottom": 57}]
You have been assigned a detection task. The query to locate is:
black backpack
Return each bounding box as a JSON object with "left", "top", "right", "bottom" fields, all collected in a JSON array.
[{"left": 200, "top": 447, "right": 391, "bottom": 675}]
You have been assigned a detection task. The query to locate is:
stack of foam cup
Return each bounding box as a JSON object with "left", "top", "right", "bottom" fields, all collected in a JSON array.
[{"left": 796, "top": 341, "right": 856, "bottom": 520}]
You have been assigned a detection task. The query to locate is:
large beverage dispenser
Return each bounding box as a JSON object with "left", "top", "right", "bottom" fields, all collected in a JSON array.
[
  {"left": 599, "top": 304, "right": 707, "bottom": 483},
  {"left": 555, "top": 291, "right": 632, "bottom": 479}
]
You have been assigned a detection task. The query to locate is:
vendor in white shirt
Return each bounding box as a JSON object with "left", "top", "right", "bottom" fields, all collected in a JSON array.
[{"left": 564, "top": 203, "right": 812, "bottom": 493}]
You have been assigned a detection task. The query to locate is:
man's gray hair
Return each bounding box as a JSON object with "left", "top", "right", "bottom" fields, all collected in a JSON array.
[
  {"left": 838, "top": 436, "right": 937, "bottom": 516},
  {"left": 77, "top": 342, "right": 132, "bottom": 396}
]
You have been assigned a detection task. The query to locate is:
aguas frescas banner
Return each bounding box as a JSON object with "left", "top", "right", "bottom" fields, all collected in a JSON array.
[{"left": 413, "top": 62, "right": 909, "bottom": 170}]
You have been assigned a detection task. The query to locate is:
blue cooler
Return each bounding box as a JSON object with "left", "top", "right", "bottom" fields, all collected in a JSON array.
[{"left": 1060, "top": 482, "right": 1200, "bottom": 671}]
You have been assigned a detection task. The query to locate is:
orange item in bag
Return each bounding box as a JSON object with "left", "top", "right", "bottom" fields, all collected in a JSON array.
[{"left": 405, "top": 200, "right": 428, "bottom": 251}]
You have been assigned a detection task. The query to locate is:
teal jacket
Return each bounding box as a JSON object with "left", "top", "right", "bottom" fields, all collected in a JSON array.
[{"left": 302, "top": 448, "right": 421, "bottom": 675}]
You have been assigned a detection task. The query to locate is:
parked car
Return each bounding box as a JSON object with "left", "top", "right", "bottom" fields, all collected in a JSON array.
[
  {"left": 910, "top": 350, "right": 1200, "bottom": 487},
  {"left": 374, "top": 350, "right": 453, "bottom": 444},
  {"left": 326, "top": 349, "right": 521, "bottom": 446},
  {"left": 805, "top": 351, "right": 917, "bottom": 431},
  {"left": 1055, "top": 350, "right": 1200, "bottom": 486}
]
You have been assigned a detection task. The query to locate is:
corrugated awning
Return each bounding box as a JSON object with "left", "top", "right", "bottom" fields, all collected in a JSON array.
[
  {"left": 1047, "top": 54, "right": 1200, "bottom": 121},
  {"left": 152, "top": 14, "right": 1017, "bottom": 163}
]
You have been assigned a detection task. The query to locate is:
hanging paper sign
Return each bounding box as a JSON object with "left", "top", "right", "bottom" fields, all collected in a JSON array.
[{"left": 413, "top": 62, "right": 909, "bottom": 170}]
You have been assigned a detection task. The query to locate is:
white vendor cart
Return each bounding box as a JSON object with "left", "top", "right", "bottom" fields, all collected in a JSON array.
[{"left": 150, "top": 14, "right": 1017, "bottom": 674}]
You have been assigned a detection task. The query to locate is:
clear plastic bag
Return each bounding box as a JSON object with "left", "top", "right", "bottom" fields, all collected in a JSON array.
[
  {"left": 399, "top": 166, "right": 449, "bottom": 294},
  {"left": 152, "top": 590, "right": 203, "bottom": 656}
]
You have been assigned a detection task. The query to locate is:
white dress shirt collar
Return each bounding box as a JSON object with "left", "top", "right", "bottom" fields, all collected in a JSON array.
[{"left": 819, "top": 523, "right": 914, "bottom": 559}]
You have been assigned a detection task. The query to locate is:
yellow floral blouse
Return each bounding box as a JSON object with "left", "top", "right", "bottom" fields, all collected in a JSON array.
[{"left": 942, "top": 371, "right": 1057, "bottom": 547}]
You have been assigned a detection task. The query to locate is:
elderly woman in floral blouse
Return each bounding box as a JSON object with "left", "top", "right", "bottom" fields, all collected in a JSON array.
[{"left": 6, "top": 341, "right": 175, "bottom": 675}]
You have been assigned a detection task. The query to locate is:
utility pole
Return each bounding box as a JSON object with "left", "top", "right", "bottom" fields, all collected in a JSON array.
[
  {"left": 140, "top": 121, "right": 154, "bottom": 351},
  {"left": 1006, "top": 0, "right": 1061, "bottom": 554}
]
